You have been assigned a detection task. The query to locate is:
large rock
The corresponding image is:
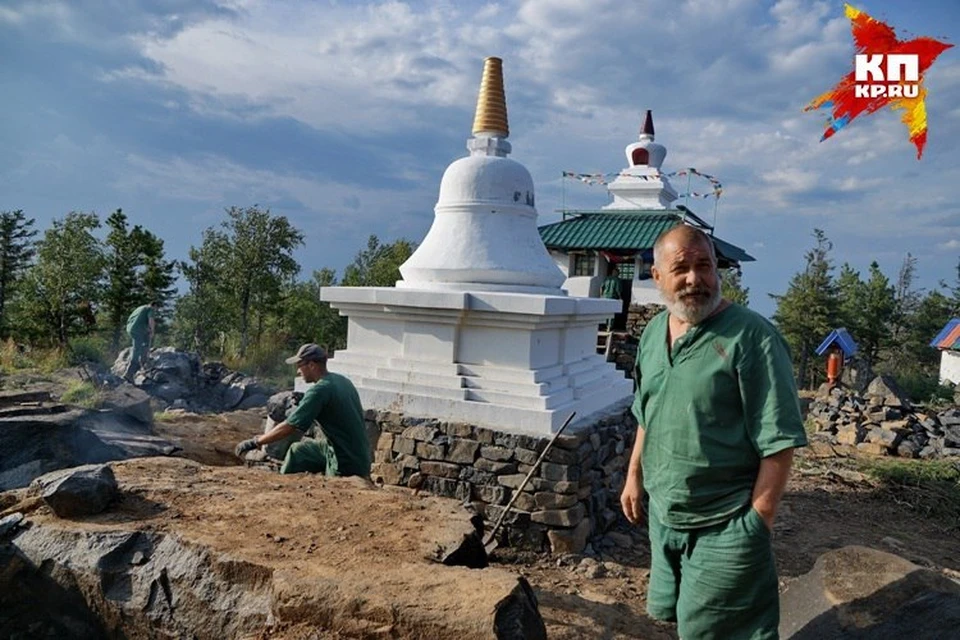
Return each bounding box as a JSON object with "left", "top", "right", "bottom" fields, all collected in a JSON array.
[
  {"left": 0, "top": 408, "right": 175, "bottom": 491},
  {"left": 99, "top": 384, "right": 153, "bottom": 424},
  {"left": 148, "top": 347, "right": 201, "bottom": 384},
  {"left": 111, "top": 348, "right": 274, "bottom": 412},
  {"left": 30, "top": 464, "right": 119, "bottom": 517},
  {"left": 865, "top": 375, "right": 911, "bottom": 409},
  {"left": 2, "top": 458, "right": 547, "bottom": 639},
  {"left": 1, "top": 527, "right": 272, "bottom": 639},
  {"left": 546, "top": 517, "right": 592, "bottom": 555},
  {"left": 780, "top": 546, "right": 960, "bottom": 639},
  {"left": 266, "top": 391, "right": 302, "bottom": 423}
]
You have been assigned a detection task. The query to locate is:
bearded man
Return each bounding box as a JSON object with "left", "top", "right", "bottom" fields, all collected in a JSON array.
[{"left": 620, "top": 225, "right": 806, "bottom": 640}]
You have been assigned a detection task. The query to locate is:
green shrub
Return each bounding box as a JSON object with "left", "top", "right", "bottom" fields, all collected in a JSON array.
[
  {"left": 892, "top": 370, "right": 952, "bottom": 405},
  {"left": 68, "top": 335, "right": 110, "bottom": 366}
]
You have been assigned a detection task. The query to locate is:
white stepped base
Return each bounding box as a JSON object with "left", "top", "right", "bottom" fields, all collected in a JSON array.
[{"left": 316, "top": 286, "right": 634, "bottom": 435}]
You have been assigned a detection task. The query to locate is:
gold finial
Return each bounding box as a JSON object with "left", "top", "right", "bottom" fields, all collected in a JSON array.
[{"left": 471, "top": 57, "right": 509, "bottom": 138}]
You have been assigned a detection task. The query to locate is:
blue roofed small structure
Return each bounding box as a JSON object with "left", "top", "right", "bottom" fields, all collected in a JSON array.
[{"left": 815, "top": 328, "right": 858, "bottom": 357}]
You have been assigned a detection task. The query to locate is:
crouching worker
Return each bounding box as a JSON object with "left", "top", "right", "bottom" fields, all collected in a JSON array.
[{"left": 235, "top": 343, "right": 371, "bottom": 478}]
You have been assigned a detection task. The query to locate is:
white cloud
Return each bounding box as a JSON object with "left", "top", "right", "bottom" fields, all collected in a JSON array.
[{"left": 5, "top": 0, "right": 959, "bottom": 317}]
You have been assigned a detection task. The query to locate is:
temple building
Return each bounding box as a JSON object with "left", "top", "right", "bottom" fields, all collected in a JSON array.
[{"left": 539, "top": 111, "right": 753, "bottom": 321}]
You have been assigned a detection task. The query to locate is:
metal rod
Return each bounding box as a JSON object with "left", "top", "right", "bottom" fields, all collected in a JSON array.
[{"left": 483, "top": 411, "right": 578, "bottom": 546}]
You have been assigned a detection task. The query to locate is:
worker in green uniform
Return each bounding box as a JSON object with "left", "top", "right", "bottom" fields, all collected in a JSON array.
[
  {"left": 601, "top": 265, "right": 622, "bottom": 330},
  {"left": 123, "top": 301, "right": 160, "bottom": 382},
  {"left": 601, "top": 264, "right": 622, "bottom": 300},
  {"left": 620, "top": 225, "right": 807, "bottom": 640},
  {"left": 235, "top": 343, "right": 371, "bottom": 477}
]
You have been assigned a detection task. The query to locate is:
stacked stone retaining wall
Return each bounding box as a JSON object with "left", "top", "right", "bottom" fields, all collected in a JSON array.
[{"left": 367, "top": 408, "right": 637, "bottom": 553}]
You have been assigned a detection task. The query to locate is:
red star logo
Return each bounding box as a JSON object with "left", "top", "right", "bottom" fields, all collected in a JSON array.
[{"left": 805, "top": 3, "right": 952, "bottom": 159}]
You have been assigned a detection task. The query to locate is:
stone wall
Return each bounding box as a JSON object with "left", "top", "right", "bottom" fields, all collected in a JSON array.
[
  {"left": 366, "top": 408, "right": 637, "bottom": 554},
  {"left": 607, "top": 303, "right": 663, "bottom": 375}
]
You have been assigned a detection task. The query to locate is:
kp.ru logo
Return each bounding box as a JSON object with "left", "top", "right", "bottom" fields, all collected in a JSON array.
[
  {"left": 805, "top": 4, "right": 952, "bottom": 159},
  {"left": 853, "top": 54, "right": 919, "bottom": 98}
]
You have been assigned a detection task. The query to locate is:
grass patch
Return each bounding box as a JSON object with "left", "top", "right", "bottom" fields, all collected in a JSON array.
[
  {"left": 858, "top": 458, "right": 960, "bottom": 530},
  {"left": 0, "top": 339, "right": 70, "bottom": 374},
  {"left": 60, "top": 380, "right": 104, "bottom": 409},
  {"left": 155, "top": 410, "right": 186, "bottom": 422}
]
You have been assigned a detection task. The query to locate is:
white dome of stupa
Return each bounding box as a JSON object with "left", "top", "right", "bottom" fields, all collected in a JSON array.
[{"left": 398, "top": 57, "right": 565, "bottom": 293}]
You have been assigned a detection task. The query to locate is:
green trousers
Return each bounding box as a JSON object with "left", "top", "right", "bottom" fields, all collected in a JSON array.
[
  {"left": 281, "top": 439, "right": 337, "bottom": 476},
  {"left": 646, "top": 502, "right": 780, "bottom": 640},
  {"left": 123, "top": 331, "right": 150, "bottom": 380}
]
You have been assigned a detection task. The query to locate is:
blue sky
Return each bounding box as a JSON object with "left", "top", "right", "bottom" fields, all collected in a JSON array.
[{"left": 1, "top": 0, "right": 958, "bottom": 319}]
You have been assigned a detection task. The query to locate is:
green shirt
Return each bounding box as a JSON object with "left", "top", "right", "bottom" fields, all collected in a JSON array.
[
  {"left": 601, "top": 276, "right": 622, "bottom": 300},
  {"left": 286, "top": 372, "right": 371, "bottom": 477},
  {"left": 126, "top": 305, "right": 155, "bottom": 336},
  {"left": 632, "top": 304, "right": 807, "bottom": 529}
]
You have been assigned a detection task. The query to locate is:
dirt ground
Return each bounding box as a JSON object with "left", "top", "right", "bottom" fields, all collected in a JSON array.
[{"left": 151, "top": 411, "right": 960, "bottom": 639}]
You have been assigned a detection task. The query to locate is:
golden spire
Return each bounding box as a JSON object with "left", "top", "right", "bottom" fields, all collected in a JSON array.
[{"left": 471, "top": 57, "right": 509, "bottom": 138}]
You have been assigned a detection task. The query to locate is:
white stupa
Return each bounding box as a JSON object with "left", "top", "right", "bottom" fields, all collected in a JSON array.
[
  {"left": 319, "top": 58, "right": 632, "bottom": 434},
  {"left": 604, "top": 110, "right": 678, "bottom": 210}
]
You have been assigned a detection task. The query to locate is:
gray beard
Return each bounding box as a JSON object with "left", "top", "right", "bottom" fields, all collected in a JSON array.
[{"left": 662, "top": 287, "right": 722, "bottom": 325}]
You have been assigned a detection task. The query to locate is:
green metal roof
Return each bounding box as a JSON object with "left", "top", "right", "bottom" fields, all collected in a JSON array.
[
  {"left": 538, "top": 210, "right": 755, "bottom": 263},
  {"left": 539, "top": 211, "right": 680, "bottom": 251}
]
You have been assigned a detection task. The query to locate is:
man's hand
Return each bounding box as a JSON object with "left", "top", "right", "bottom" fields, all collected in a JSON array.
[
  {"left": 235, "top": 438, "right": 259, "bottom": 458},
  {"left": 620, "top": 476, "right": 645, "bottom": 525},
  {"left": 753, "top": 504, "right": 775, "bottom": 532},
  {"left": 621, "top": 425, "right": 646, "bottom": 525},
  {"left": 751, "top": 447, "right": 796, "bottom": 533}
]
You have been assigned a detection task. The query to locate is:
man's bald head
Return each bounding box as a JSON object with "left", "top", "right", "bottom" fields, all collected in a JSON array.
[{"left": 653, "top": 225, "right": 716, "bottom": 268}]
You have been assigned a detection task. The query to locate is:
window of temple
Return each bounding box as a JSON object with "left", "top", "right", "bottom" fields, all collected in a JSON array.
[{"left": 572, "top": 254, "right": 595, "bottom": 276}]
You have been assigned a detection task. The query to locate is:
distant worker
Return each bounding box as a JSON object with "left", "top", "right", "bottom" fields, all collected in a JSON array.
[
  {"left": 601, "top": 264, "right": 623, "bottom": 300},
  {"left": 601, "top": 264, "right": 622, "bottom": 330},
  {"left": 235, "top": 343, "right": 372, "bottom": 478},
  {"left": 123, "top": 301, "right": 160, "bottom": 382}
]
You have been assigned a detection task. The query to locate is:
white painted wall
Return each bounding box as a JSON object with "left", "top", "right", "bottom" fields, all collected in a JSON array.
[
  {"left": 563, "top": 276, "right": 600, "bottom": 298},
  {"left": 549, "top": 250, "right": 569, "bottom": 277},
  {"left": 940, "top": 350, "right": 960, "bottom": 385},
  {"left": 631, "top": 280, "right": 661, "bottom": 305}
]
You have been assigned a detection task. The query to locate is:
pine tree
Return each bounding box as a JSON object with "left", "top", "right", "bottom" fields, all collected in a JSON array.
[
  {"left": 720, "top": 268, "right": 750, "bottom": 307},
  {"left": 103, "top": 209, "right": 177, "bottom": 347},
  {"left": 0, "top": 210, "right": 37, "bottom": 338},
  {"left": 891, "top": 253, "right": 921, "bottom": 345},
  {"left": 771, "top": 229, "right": 839, "bottom": 388},
  {"left": 858, "top": 261, "right": 895, "bottom": 366}
]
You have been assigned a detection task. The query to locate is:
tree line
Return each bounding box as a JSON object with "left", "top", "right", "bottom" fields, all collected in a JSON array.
[
  {"left": 0, "top": 207, "right": 413, "bottom": 372},
  {"left": 772, "top": 228, "right": 958, "bottom": 398},
  {"left": 1, "top": 208, "right": 954, "bottom": 396}
]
